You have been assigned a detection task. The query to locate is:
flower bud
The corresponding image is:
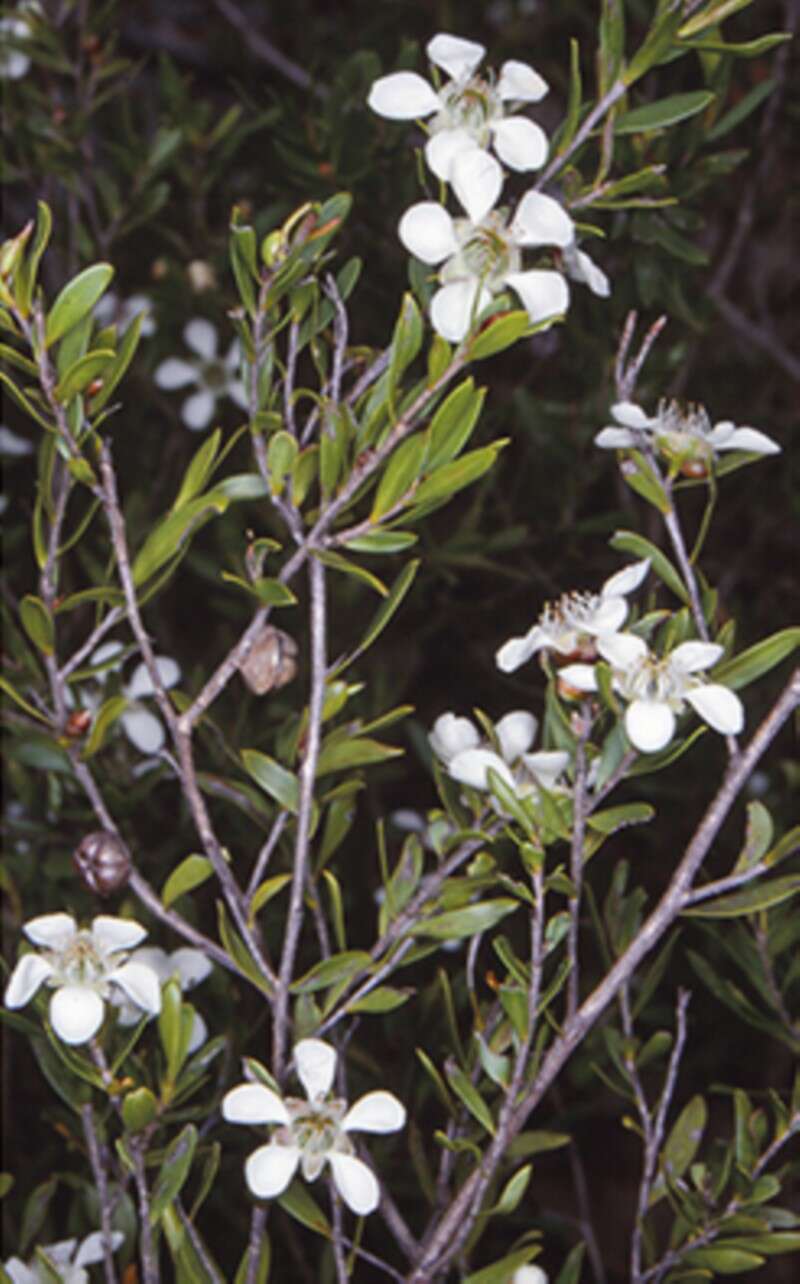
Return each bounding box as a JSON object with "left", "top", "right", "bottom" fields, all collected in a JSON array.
[
  {"left": 73, "top": 830, "right": 132, "bottom": 897},
  {"left": 238, "top": 626, "right": 298, "bottom": 695}
]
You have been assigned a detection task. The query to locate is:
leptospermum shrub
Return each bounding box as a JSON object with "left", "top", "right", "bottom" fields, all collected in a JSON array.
[{"left": 1, "top": 4, "right": 799, "bottom": 1282}]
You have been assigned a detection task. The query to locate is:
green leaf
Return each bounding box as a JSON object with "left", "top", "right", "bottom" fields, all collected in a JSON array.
[
  {"left": 0, "top": 370, "right": 52, "bottom": 430},
  {"left": 316, "top": 736, "right": 403, "bottom": 776},
  {"left": 464, "top": 1249, "right": 544, "bottom": 1284},
  {"left": 312, "top": 548, "right": 388, "bottom": 596},
  {"left": 414, "top": 898, "right": 519, "bottom": 940},
  {"left": 0, "top": 675, "right": 51, "bottom": 723},
  {"left": 683, "top": 1247, "right": 765, "bottom": 1273},
  {"left": 159, "top": 977, "right": 189, "bottom": 1083},
  {"left": 132, "top": 491, "right": 229, "bottom": 585},
  {"left": 19, "top": 595, "right": 53, "bottom": 655},
  {"left": 734, "top": 801, "right": 773, "bottom": 872},
  {"left": 45, "top": 264, "right": 114, "bottom": 347},
  {"left": 712, "top": 627, "right": 800, "bottom": 690},
  {"left": 220, "top": 572, "right": 298, "bottom": 606},
  {"left": 172, "top": 431, "right": 222, "bottom": 511},
  {"left": 91, "top": 309, "right": 146, "bottom": 412},
  {"left": 249, "top": 874, "right": 292, "bottom": 919},
  {"left": 554, "top": 1244, "right": 587, "bottom": 1284},
  {"left": 161, "top": 855, "right": 215, "bottom": 908},
  {"left": 122, "top": 1086, "right": 158, "bottom": 1133},
  {"left": 678, "top": 0, "right": 757, "bottom": 39},
  {"left": 266, "top": 430, "right": 299, "bottom": 496},
  {"left": 81, "top": 695, "right": 129, "bottom": 759},
  {"left": 388, "top": 292, "right": 424, "bottom": 389},
  {"left": 331, "top": 559, "right": 419, "bottom": 675},
  {"left": 683, "top": 874, "right": 800, "bottom": 918},
  {"left": 587, "top": 802, "right": 655, "bottom": 834},
  {"left": 241, "top": 749, "right": 300, "bottom": 814},
  {"left": 681, "top": 32, "right": 791, "bottom": 57},
  {"left": 15, "top": 201, "right": 52, "bottom": 317},
  {"left": 406, "top": 443, "right": 506, "bottom": 516},
  {"left": 343, "top": 530, "right": 418, "bottom": 553},
  {"left": 370, "top": 432, "right": 428, "bottom": 520},
  {"left": 216, "top": 903, "right": 271, "bottom": 995},
  {"left": 615, "top": 90, "right": 715, "bottom": 134},
  {"left": 610, "top": 528, "right": 689, "bottom": 601},
  {"left": 651, "top": 1095, "right": 706, "bottom": 1203},
  {"left": 426, "top": 377, "right": 485, "bottom": 472},
  {"left": 705, "top": 77, "right": 776, "bottom": 143},
  {"left": 53, "top": 349, "right": 115, "bottom": 402},
  {"left": 291, "top": 951, "right": 371, "bottom": 994},
  {"left": 278, "top": 1180, "right": 330, "bottom": 1237},
  {"left": 468, "top": 310, "right": 532, "bottom": 359},
  {"left": 149, "top": 1125, "right": 198, "bottom": 1224},
  {"left": 446, "top": 1063, "right": 495, "bottom": 1135},
  {"left": 348, "top": 986, "right": 412, "bottom": 1014},
  {"left": 492, "top": 1164, "right": 533, "bottom": 1214}
]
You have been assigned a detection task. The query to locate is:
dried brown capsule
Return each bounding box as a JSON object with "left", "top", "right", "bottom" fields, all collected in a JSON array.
[
  {"left": 238, "top": 626, "right": 298, "bottom": 695},
  {"left": 73, "top": 831, "right": 132, "bottom": 898}
]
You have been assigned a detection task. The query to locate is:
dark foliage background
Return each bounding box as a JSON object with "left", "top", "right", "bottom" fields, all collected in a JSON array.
[{"left": 2, "top": 0, "right": 798, "bottom": 1278}]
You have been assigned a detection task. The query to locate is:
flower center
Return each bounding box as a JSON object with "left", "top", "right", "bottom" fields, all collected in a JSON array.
[
  {"left": 434, "top": 75, "right": 501, "bottom": 144},
  {"left": 618, "top": 655, "right": 688, "bottom": 708},
  {"left": 455, "top": 212, "right": 520, "bottom": 288},
  {"left": 50, "top": 931, "right": 108, "bottom": 990},
  {"left": 653, "top": 399, "right": 714, "bottom": 465},
  {"left": 283, "top": 1096, "right": 348, "bottom": 1159},
  {"left": 201, "top": 359, "right": 228, "bottom": 391}
]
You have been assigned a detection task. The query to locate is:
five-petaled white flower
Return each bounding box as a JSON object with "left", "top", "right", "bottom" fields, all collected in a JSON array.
[
  {"left": 4, "top": 1231, "right": 124, "bottom": 1284},
  {"left": 78, "top": 640, "right": 180, "bottom": 756},
  {"left": 222, "top": 1038, "right": 406, "bottom": 1215},
  {"left": 94, "top": 291, "right": 156, "bottom": 338},
  {"left": 595, "top": 400, "right": 780, "bottom": 475},
  {"left": 0, "top": 3, "right": 39, "bottom": 80},
  {"left": 368, "top": 32, "right": 550, "bottom": 181},
  {"left": 559, "top": 635, "right": 744, "bottom": 753},
  {"left": 4, "top": 913, "right": 162, "bottom": 1045},
  {"left": 496, "top": 559, "right": 650, "bottom": 673},
  {"left": 430, "top": 710, "right": 570, "bottom": 798},
  {"left": 113, "top": 946, "right": 212, "bottom": 1051},
  {"left": 400, "top": 149, "right": 574, "bottom": 341},
  {"left": 154, "top": 318, "right": 248, "bottom": 430}
]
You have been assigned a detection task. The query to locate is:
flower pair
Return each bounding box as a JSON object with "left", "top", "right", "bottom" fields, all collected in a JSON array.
[
  {"left": 597, "top": 400, "right": 780, "bottom": 474},
  {"left": 430, "top": 709, "right": 569, "bottom": 797}
]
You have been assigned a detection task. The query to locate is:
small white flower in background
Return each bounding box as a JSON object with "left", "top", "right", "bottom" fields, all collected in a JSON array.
[
  {"left": 0, "top": 425, "right": 35, "bottom": 456},
  {"left": 154, "top": 318, "right": 248, "bottom": 431},
  {"left": 76, "top": 640, "right": 180, "bottom": 755},
  {"left": 512, "top": 1266, "right": 548, "bottom": 1284},
  {"left": 595, "top": 399, "right": 780, "bottom": 473},
  {"left": 560, "top": 634, "right": 744, "bottom": 753},
  {"left": 3, "top": 913, "right": 161, "bottom": 1045},
  {"left": 496, "top": 559, "right": 650, "bottom": 673},
  {"left": 368, "top": 32, "right": 549, "bottom": 181},
  {"left": 430, "top": 710, "right": 570, "bottom": 799},
  {"left": 4, "top": 1231, "right": 124, "bottom": 1284},
  {"left": 400, "top": 149, "right": 574, "bottom": 341},
  {"left": 114, "top": 946, "right": 212, "bottom": 1051},
  {"left": 223, "top": 1038, "right": 406, "bottom": 1215},
  {"left": 0, "top": 2, "right": 39, "bottom": 80},
  {"left": 94, "top": 291, "right": 156, "bottom": 337}
]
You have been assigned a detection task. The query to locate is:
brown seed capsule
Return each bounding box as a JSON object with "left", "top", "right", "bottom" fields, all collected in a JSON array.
[
  {"left": 238, "top": 626, "right": 298, "bottom": 695},
  {"left": 64, "top": 709, "right": 92, "bottom": 739},
  {"left": 73, "top": 831, "right": 132, "bottom": 897}
]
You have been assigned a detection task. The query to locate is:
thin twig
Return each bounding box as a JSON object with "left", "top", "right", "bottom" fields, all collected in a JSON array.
[
  {"left": 244, "top": 1206, "right": 269, "bottom": 1284},
  {"left": 81, "top": 1104, "right": 119, "bottom": 1284}
]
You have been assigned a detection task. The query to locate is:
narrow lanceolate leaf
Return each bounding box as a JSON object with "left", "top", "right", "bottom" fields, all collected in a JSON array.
[
  {"left": 149, "top": 1125, "right": 198, "bottom": 1224},
  {"left": 388, "top": 292, "right": 424, "bottom": 389},
  {"left": 91, "top": 310, "right": 146, "bottom": 411},
  {"left": 615, "top": 90, "right": 715, "bottom": 134},
  {"left": 161, "top": 855, "right": 215, "bottom": 908},
  {"left": 45, "top": 263, "right": 114, "bottom": 346},
  {"left": 343, "top": 530, "right": 418, "bottom": 554},
  {"left": 330, "top": 559, "right": 419, "bottom": 676},
  {"left": 468, "top": 310, "right": 531, "bottom": 360},
  {"left": 241, "top": 749, "right": 300, "bottom": 814},
  {"left": 315, "top": 736, "right": 403, "bottom": 776},
  {"left": 132, "top": 491, "right": 229, "bottom": 585},
  {"left": 682, "top": 874, "right": 800, "bottom": 918},
  {"left": 81, "top": 695, "right": 129, "bottom": 759},
  {"left": 15, "top": 200, "right": 52, "bottom": 316},
  {"left": 172, "top": 431, "right": 222, "bottom": 511},
  {"left": 312, "top": 548, "right": 388, "bottom": 596},
  {"left": 406, "top": 442, "right": 507, "bottom": 516},
  {"left": 733, "top": 801, "right": 773, "bottom": 872},
  {"left": 446, "top": 1063, "right": 495, "bottom": 1135},
  {"left": 291, "top": 951, "right": 372, "bottom": 994},
  {"left": 426, "top": 377, "right": 485, "bottom": 472},
  {"left": 0, "top": 676, "right": 52, "bottom": 723},
  {"left": 53, "top": 349, "right": 115, "bottom": 402},
  {"left": 650, "top": 1095, "right": 706, "bottom": 1204},
  {"left": 370, "top": 432, "right": 428, "bottom": 521},
  {"left": 20, "top": 595, "right": 54, "bottom": 655},
  {"left": 414, "top": 898, "right": 519, "bottom": 940},
  {"left": 711, "top": 627, "right": 800, "bottom": 691}
]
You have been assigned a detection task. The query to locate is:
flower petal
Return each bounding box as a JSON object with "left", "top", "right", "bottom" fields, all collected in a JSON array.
[
  {"left": 425, "top": 127, "right": 477, "bottom": 181},
  {"left": 496, "top": 60, "right": 549, "bottom": 102},
  {"left": 504, "top": 270, "right": 569, "bottom": 324},
  {"left": 512, "top": 1266, "right": 548, "bottom": 1284},
  {"left": 328, "top": 1151, "right": 381, "bottom": 1215},
  {"left": 594, "top": 426, "right": 638, "bottom": 449},
  {"left": 171, "top": 947, "right": 213, "bottom": 989},
  {"left": 588, "top": 597, "right": 628, "bottom": 635},
  {"left": 182, "top": 389, "right": 215, "bottom": 431},
  {"left": 449, "top": 748, "right": 515, "bottom": 791},
  {"left": 184, "top": 318, "right": 217, "bottom": 360},
  {"left": 3, "top": 1260, "right": 38, "bottom": 1284},
  {"left": 710, "top": 424, "right": 780, "bottom": 455},
  {"left": 669, "top": 641, "right": 723, "bottom": 674},
  {"left": 127, "top": 946, "right": 169, "bottom": 980},
  {"left": 612, "top": 401, "right": 652, "bottom": 429},
  {"left": 367, "top": 70, "right": 441, "bottom": 119},
  {"left": 23, "top": 912, "right": 77, "bottom": 949},
  {"left": 564, "top": 244, "right": 610, "bottom": 297},
  {"left": 451, "top": 148, "right": 503, "bottom": 223},
  {"left": 602, "top": 559, "right": 650, "bottom": 599},
  {"left": 495, "top": 629, "right": 541, "bottom": 673},
  {"left": 427, "top": 33, "right": 485, "bottom": 81},
  {"left": 557, "top": 663, "right": 597, "bottom": 692},
  {"left": 625, "top": 699, "right": 675, "bottom": 753},
  {"left": 50, "top": 986, "right": 105, "bottom": 1044},
  {"left": 294, "top": 1037, "right": 337, "bottom": 1100},
  {"left": 245, "top": 1143, "right": 300, "bottom": 1198},
  {"left": 598, "top": 632, "right": 648, "bottom": 669},
  {"left": 121, "top": 708, "right": 165, "bottom": 755},
  {"left": 92, "top": 915, "right": 147, "bottom": 953},
  {"left": 0, "top": 425, "right": 34, "bottom": 456},
  {"left": 398, "top": 202, "right": 458, "bottom": 265},
  {"left": 342, "top": 1089, "right": 406, "bottom": 1134},
  {"left": 496, "top": 710, "right": 537, "bottom": 761},
  {"left": 127, "top": 656, "right": 181, "bottom": 698},
  {"left": 154, "top": 357, "right": 197, "bottom": 390},
  {"left": 512, "top": 192, "right": 573, "bottom": 248},
  {"left": 223, "top": 1083, "right": 290, "bottom": 1126},
  {"left": 492, "top": 117, "right": 548, "bottom": 171},
  {"left": 685, "top": 683, "right": 744, "bottom": 735},
  {"left": 522, "top": 750, "right": 570, "bottom": 788},
  {"left": 430, "top": 279, "right": 488, "bottom": 343},
  {"left": 429, "top": 712, "right": 481, "bottom": 762},
  {"left": 110, "top": 961, "right": 162, "bottom": 1016},
  {"left": 4, "top": 953, "right": 54, "bottom": 1008},
  {"left": 74, "top": 1231, "right": 124, "bottom": 1267}
]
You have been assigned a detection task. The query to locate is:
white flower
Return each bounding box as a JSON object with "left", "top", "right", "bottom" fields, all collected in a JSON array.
[
  {"left": 114, "top": 946, "right": 211, "bottom": 1051},
  {"left": 400, "top": 150, "right": 573, "bottom": 341},
  {"left": 368, "top": 32, "right": 549, "bottom": 181},
  {"left": 595, "top": 399, "right": 780, "bottom": 473},
  {"left": 0, "top": 425, "right": 35, "bottom": 456},
  {"left": 154, "top": 318, "right": 248, "bottom": 431},
  {"left": 496, "top": 559, "right": 650, "bottom": 672},
  {"left": 94, "top": 291, "right": 156, "bottom": 338},
  {"left": 560, "top": 634, "right": 744, "bottom": 753},
  {"left": 223, "top": 1038, "right": 406, "bottom": 1215},
  {"left": 78, "top": 640, "right": 180, "bottom": 755},
  {"left": 512, "top": 1267, "right": 548, "bottom": 1284},
  {"left": 4, "top": 1231, "right": 124, "bottom": 1284},
  {"left": 0, "top": 4, "right": 38, "bottom": 81},
  {"left": 4, "top": 913, "right": 162, "bottom": 1045},
  {"left": 430, "top": 710, "right": 570, "bottom": 800}
]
